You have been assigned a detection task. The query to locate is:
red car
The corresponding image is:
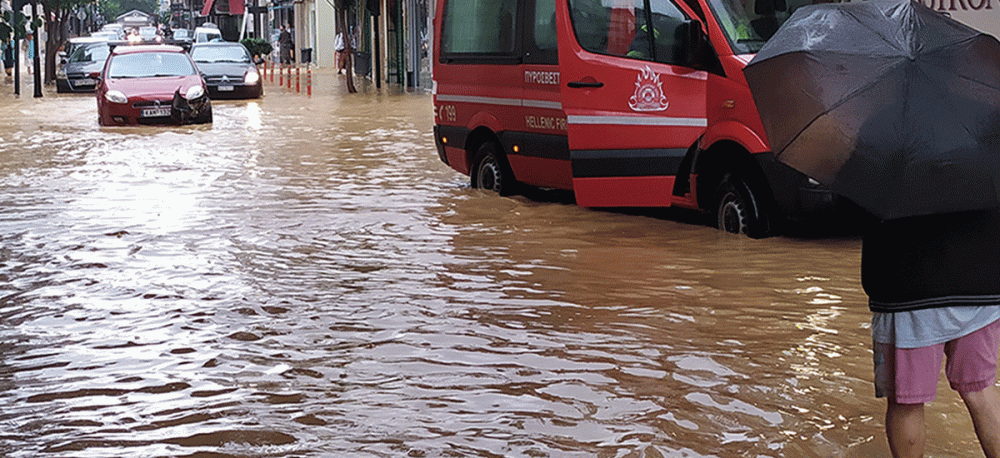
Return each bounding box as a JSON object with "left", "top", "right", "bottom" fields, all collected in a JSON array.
[{"left": 96, "top": 44, "right": 212, "bottom": 126}]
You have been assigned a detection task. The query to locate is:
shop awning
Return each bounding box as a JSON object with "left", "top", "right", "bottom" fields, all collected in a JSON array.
[
  {"left": 230, "top": 0, "right": 245, "bottom": 16},
  {"left": 201, "top": 0, "right": 245, "bottom": 16},
  {"left": 200, "top": 0, "right": 215, "bottom": 16}
]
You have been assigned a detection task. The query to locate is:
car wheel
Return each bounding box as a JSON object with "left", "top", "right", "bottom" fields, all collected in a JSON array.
[
  {"left": 472, "top": 142, "right": 516, "bottom": 196},
  {"left": 714, "top": 173, "right": 775, "bottom": 238}
]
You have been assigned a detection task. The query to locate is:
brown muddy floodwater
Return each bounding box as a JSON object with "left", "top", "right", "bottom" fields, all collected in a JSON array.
[{"left": 0, "top": 73, "right": 989, "bottom": 458}]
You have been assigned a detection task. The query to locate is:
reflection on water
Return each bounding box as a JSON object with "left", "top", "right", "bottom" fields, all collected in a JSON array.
[{"left": 0, "top": 76, "right": 987, "bottom": 457}]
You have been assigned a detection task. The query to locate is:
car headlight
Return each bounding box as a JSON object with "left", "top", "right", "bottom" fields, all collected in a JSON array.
[
  {"left": 244, "top": 70, "right": 260, "bottom": 85},
  {"left": 56, "top": 67, "right": 66, "bottom": 79},
  {"left": 104, "top": 90, "right": 128, "bottom": 104},
  {"left": 185, "top": 85, "right": 205, "bottom": 100}
]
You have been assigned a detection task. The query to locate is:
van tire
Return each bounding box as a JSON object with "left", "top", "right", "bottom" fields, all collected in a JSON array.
[
  {"left": 714, "top": 173, "right": 774, "bottom": 238},
  {"left": 472, "top": 142, "right": 516, "bottom": 196}
]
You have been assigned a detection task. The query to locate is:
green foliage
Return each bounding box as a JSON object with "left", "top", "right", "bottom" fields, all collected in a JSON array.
[
  {"left": 241, "top": 38, "right": 273, "bottom": 58},
  {"left": 1, "top": 10, "right": 28, "bottom": 42}
]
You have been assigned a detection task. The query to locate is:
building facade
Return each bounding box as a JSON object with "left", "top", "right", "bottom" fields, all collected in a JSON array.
[{"left": 173, "top": 0, "right": 432, "bottom": 89}]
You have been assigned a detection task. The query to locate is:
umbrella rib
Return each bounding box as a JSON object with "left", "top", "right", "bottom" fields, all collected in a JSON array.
[
  {"left": 923, "top": 40, "right": 1000, "bottom": 94},
  {"left": 840, "top": 7, "right": 911, "bottom": 57},
  {"left": 773, "top": 55, "right": 906, "bottom": 162}
]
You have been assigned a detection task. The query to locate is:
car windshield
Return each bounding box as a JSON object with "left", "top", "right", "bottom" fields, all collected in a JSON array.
[
  {"left": 705, "top": 0, "right": 815, "bottom": 54},
  {"left": 70, "top": 43, "right": 110, "bottom": 63},
  {"left": 139, "top": 27, "right": 157, "bottom": 39},
  {"left": 191, "top": 45, "right": 250, "bottom": 63},
  {"left": 107, "top": 52, "right": 196, "bottom": 78}
]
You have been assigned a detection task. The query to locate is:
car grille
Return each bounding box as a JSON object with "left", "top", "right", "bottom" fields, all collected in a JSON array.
[
  {"left": 132, "top": 100, "right": 173, "bottom": 109},
  {"left": 204, "top": 75, "right": 242, "bottom": 84}
]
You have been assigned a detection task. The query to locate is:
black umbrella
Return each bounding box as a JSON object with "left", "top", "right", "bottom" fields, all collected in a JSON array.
[{"left": 744, "top": 0, "right": 1000, "bottom": 220}]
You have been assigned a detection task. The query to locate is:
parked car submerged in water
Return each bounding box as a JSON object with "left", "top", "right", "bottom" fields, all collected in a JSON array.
[
  {"left": 189, "top": 42, "right": 263, "bottom": 99},
  {"left": 96, "top": 44, "right": 212, "bottom": 126},
  {"left": 57, "top": 41, "right": 111, "bottom": 93}
]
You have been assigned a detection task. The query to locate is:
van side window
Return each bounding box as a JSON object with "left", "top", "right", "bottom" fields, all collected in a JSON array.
[
  {"left": 527, "top": 0, "right": 558, "bottom": 64},
  {"left": 441, "top": 0, "right": 518, "bottom": 55},
  {"left": 534, "top": 0, "right": 557, "bottom": 52},
  {"left": 568, "top": 0, "right": 689, "bottom": 66}
]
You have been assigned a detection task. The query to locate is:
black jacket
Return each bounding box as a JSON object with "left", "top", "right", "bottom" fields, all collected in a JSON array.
[{"left": 862, "top": 208, "right": 1000, "bottom": 313}]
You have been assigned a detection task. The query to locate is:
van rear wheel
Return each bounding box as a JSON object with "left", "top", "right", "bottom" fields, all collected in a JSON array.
[
  {"left": 472, "top": 142, "right": 516, "bottom": 196},
  {"left": 714, "top": 173, "right": 774, "bottom": 238}
]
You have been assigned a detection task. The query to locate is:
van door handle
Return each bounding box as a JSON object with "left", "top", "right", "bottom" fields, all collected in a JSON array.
[{"left": 567, "top": 80, "right": 604, "bottom": 88}]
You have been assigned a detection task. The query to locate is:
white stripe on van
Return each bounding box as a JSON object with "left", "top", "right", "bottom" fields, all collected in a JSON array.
[
  {"left": 436, "top": 94, "right": 522, "bottom": 106},
  {"left": 567, "top": 115, "right": 707, "bottom": 127},
  {"left": 522, "top": 100, "right": 563, "bottom": 110},
  {"left": 436, "top": 94, "right": 563, "bottom": 110}
]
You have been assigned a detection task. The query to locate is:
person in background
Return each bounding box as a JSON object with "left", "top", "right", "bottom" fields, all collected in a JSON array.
[
  {"left": 278, "top": 25, "right": 293, "bottom": 65},
  {"left": 23, "top": 32, "right": 34, "bottom": 75},
  {"left": 2, "top": 38, "right": 13, "bottom": 81},
  {"left": 335, "top": 31, "right": 347, "bottom": 74}
]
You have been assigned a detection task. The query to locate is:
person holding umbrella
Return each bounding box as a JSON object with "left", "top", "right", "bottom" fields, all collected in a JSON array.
[
  {"left": 743, "top": 1, "right": 1000, "bottom": 456},
  {"left": 864, "top": 210, "right": 1000, "bottom": 458}
]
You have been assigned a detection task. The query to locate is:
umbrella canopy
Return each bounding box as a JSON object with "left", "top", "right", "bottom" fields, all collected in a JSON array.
[{"left": 744, "top": 0, "right": 1000, "bottom": 220}]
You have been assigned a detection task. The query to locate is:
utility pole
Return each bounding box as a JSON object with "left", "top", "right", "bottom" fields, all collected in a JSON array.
[
  {"left": 31, "top": 0, "right": 41, "bottom": 97},
  {"left": 11, "top": 0, "right": 25, "bottom": 97},
  {"left": 369, "top": 0, "right": 379, "bottom": 89}
]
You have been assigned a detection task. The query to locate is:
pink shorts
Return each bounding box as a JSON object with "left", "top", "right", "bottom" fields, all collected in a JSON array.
[{"left": 874, "top": 319, "right": 1000, "bottom": 404}]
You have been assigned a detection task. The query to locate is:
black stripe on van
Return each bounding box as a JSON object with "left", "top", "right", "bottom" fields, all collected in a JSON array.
[
  {"left": 570, "top": 148, "right": 687, "bottom": 178},
  {"left": 499, "top": 131, "right": 570, "bottom": 161}
]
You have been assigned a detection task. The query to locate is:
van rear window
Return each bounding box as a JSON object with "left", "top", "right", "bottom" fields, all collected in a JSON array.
[{"left": 441, "top": 0, "right": 517, "bottom": 54}]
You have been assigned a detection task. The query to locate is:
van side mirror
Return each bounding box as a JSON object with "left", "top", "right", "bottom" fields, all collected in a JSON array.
[{"left": 680, "top": 19, "right": 711, "bottom": 69}]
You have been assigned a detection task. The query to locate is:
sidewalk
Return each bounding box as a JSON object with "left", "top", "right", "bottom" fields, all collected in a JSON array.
[{"left": 257, "top": 63, "right": 431, "bottom": 97}]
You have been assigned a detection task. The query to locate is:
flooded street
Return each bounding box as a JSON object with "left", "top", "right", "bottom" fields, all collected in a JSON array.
[{"left": 0, "top": 74, "right": 987, "bottom": 457}]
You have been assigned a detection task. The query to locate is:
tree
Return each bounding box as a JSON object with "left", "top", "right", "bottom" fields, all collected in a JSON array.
[
  {"left": 240, "top": 37, "right": 272, "bottom": 59},
  {"left": 2, "top": 6, "right": 29, "bottom": 95},
  {"left": 333, "top": 0, "right": 356, "bottom": 93},
  {"left": 0, "top": 8, "right": 28, "bottom": 44},
  {"left": 39, "top": 0, "right": 98, "bottom": 83}
]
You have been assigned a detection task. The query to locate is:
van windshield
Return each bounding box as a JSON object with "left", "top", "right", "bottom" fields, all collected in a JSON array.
[{"left": 704, "top": 0, "right": 812, "bottom": 54}]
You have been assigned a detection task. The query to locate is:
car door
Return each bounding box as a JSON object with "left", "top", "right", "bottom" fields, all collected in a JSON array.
[{"left": 556, "top": 0, "right": 708, "bottom": 207}]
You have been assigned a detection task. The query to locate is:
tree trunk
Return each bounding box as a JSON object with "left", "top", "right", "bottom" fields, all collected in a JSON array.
[
  {"left": 339, "top": 12, "right": 356, "bottom": 93},
  {"left": 41, "top": 5, "right": 67, "bottom": 84}
]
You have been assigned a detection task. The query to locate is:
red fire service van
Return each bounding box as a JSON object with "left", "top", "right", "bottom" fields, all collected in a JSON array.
[{"left": 432, "top": 0, "right": 997, "bottom": 237}]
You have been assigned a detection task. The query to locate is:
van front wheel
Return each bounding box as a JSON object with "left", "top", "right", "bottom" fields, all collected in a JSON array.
[
  {"left": 714, "top": 173, "right": 774, "bottom": 238},
  {"left": 472, "top": 143, "right": 516, "bottom": 196}
]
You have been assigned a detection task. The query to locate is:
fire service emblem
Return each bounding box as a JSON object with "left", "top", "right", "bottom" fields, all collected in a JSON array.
[{"left": 628, "top": 66, "right": 669, "bottom": 112}]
